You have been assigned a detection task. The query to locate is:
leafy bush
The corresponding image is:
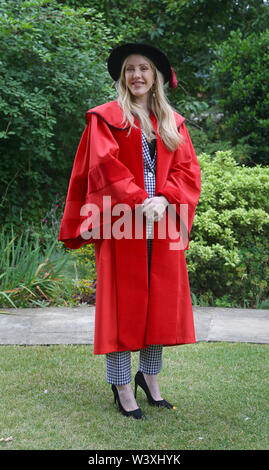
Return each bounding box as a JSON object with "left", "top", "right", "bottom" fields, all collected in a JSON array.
[
  {"left": 210, "top": 29, "right": 269, "bottom": 165},
  {"left": 38, "top": 193, "right": 66, "bottom": 245},
  {"left": 189, "top": 124, "right": 253, "bottom": 165},
  {"left": 187, "top": 151, "right": 269, "bottom": 308},
  {"left": 0, "top": 0, "right": 114, "bottom": 226},
  {"left": 73, "top": 278, "right": 97, "bottom": 305},
  {"left": 66, "top": 243, "right": 97, "bottom": 305}
]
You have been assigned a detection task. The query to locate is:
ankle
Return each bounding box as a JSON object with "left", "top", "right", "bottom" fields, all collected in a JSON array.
[
  {"left": 142, "top": 372, "right": 158, "bottom": 383},
  {"left": 115, "top": 383, "right": 138, "bottom": 411},
  {"left": 142, "top": 373, "right": 163, "bottom": 401},
  {"left": 116, "top": 383, "right": 131, "bottom": 392}
]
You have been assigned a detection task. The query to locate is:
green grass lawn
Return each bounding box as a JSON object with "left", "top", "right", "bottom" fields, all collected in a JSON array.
[{"left": 0, "top": 342, "right": 268, "bottom": 450}]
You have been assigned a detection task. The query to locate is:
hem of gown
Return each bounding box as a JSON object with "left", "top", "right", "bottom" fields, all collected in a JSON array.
[{"left": 93, "top": 338, "right": 196, "bottom": 355}]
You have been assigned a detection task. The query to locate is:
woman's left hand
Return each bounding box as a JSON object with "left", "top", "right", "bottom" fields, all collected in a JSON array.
[{"left": 141, "top": 195, "right": 169, "bottom": 222}]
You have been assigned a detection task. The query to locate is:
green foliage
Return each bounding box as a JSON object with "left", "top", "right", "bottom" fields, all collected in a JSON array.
[
  {"left": 67, "top": 243, "right": 96, "bottom": 281},
  {"left": 62, "top": 0, "right": 269, "bottom": 97},
  {"left": 73, "top": 278, "right": 97, "bottom": 305},
  {"left": 187, "top": 151, "right": 269, "bottom": 308},
  {"left": 1, "top": 0, "right": 268, "bottom": 227},
  {"left": 0, "top": 195, "right": 97, "bottom": 308},
  {"left": 66, "top": 243, "right": 97, "bottom": 305},
  {"left": 0, "top": 223, "right": 71, "bottom": 307},
  {"left": 188, "top": 124, "right": 253, "bottom": 165},
  {"left": 0, "top": 0, "right": 114, "bottom": 226},
  {"left": 62, "top": 1, "right": 268, "bottom": 167},
  {"left": 210, "top": 29, "right": 269, "bottom": 165},
  {"left": 37, "top": 192, "right": 66, "bottom": 244},
  {"left": 36, "top": 193, "right": 98, "bottom": 305}
]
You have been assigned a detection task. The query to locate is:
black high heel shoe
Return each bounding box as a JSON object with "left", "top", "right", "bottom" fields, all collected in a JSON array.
[
  {"left": 111, "top": 384, "right": 144, "bottom": 419},
  {"left": 134, "top": 371, "right": 174, "bottom": 409}
]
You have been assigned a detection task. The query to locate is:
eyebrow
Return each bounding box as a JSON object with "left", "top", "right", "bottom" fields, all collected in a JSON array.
[{"left": 125, "top": 63, "right": 149, "bottom": 66}]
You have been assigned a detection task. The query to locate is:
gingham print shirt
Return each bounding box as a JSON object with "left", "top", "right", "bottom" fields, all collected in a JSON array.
[{"left": 141, "top": 130, "right": 157, "bottom": 239}]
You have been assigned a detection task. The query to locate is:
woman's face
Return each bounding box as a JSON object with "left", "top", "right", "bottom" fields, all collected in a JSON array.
[{"left": 124, "top": 54, "right": 155, "bottom": 100}]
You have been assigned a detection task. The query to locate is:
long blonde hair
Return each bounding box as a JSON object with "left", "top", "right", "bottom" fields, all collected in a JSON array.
[{"left": 115, "top": 55, "right": 184, "bottom": 151}]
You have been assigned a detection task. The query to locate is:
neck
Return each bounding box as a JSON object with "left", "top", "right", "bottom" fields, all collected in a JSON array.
[{"left": 134, "top": 94, "right": 150, "bottom": 114}]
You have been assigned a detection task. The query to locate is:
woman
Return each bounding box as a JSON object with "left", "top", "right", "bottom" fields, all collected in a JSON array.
[{"left": 59, "top": 43, "right": 201, "bottom": 420}]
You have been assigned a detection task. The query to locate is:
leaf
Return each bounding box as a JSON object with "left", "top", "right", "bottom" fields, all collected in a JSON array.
[{"left": 0, "top": 292, "right": 17, "bottom": 308}]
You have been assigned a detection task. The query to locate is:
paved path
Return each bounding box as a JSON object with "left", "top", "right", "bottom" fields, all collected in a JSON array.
[{"left": 0, "top": 306, "right": 268, "bottom": 345}]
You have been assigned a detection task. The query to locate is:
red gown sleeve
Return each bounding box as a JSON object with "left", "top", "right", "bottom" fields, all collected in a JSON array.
[
  {"left": 58, "top": 113, "right": 148, "bottom": 249},
  {"left": 157, "top": 123, "right": 201, "bottom": 249}
]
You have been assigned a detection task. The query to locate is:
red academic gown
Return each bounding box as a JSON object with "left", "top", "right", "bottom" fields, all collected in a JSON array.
[{"left": 58, "top": 100, "right": 201, "bottom": 354}]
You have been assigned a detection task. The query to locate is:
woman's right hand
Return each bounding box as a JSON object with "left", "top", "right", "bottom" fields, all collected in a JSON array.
[{"left": 141, "top": 196, "right": 168, "bottom": 222}]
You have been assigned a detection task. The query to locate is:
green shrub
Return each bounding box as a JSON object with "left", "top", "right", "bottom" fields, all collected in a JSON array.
[
  {"left": 66, "top": 243, "right": 97, "bottom": 305},
  {"left": 210, "top": 29, "right": 269, "bottom": 165},
  {"left": 0, "top": 0, "right": 114, "bottom": 226},
  {"left": 187, "top": 151, "right": 269, "bottom": 308},
  {"left": 73, "top": 278, "right": 97, "bottom": 305},
  {"left": 189, "top": 125, "right": 253, "bottom": 165}
]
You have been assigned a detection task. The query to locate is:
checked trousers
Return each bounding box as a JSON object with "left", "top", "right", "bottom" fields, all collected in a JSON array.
[{"left": 106, "top": 239, "right": 163, "bottom": 385}]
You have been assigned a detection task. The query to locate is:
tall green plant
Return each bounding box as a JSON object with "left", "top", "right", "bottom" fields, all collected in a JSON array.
[{"left": 0, "top": 224, "right": 71, "bottom": 307}]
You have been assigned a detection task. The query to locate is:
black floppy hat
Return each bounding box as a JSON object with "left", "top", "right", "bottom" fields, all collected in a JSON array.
[{"left": 107, "top": 43, "right": 178, "bottom": 89}]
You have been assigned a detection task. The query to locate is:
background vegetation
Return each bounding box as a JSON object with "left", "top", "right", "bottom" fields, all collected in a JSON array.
[{"left": 0, "top": 0, "right": 268, "bottom": 308}]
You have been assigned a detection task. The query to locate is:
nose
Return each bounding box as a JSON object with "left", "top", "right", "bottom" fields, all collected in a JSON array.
[{"left": 133, "top": 68, "right": 142, "bottom": 78}]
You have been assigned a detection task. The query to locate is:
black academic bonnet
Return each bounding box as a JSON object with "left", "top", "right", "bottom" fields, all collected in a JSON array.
[{"left": 107, "top": 42, "right": 178, "bottom": 89}]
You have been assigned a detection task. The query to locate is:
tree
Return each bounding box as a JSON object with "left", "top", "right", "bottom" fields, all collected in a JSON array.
[
  {"left": 62, "top": 0, "right": 269, "bottom": 99},
  {"left": 0, "top": 0, "right": 113, "bottom": 224},
  {"left": 210, "top": 29, "right": 269, "bottom": 165}
]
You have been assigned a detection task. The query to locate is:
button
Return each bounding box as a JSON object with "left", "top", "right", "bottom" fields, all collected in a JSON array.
[{"left": 148, "top": 172, "right": 154, "bottom": 177}]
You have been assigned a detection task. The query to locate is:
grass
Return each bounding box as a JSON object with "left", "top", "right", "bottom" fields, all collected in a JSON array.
[{"left": 0, "top": 342, "right": 268, "bottom": 450}]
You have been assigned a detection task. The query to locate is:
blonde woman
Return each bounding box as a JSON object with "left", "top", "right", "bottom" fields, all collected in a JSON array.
[{"left": 59, "top": 43, "right": 201, "bottom": 420}]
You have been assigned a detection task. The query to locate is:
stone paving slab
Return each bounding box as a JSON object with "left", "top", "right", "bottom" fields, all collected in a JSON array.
[
  {"left": 206, "top": 307, "right": 269, "bottom": 344},
  {"left": 0, "top": 305, "right": 268, "bottom": 345},
  {"left": 195, "top": 307, "right": 268, "bottom": 344},
  {"left": 0, "top": 306, "right": 95, "bottom": 345}
]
